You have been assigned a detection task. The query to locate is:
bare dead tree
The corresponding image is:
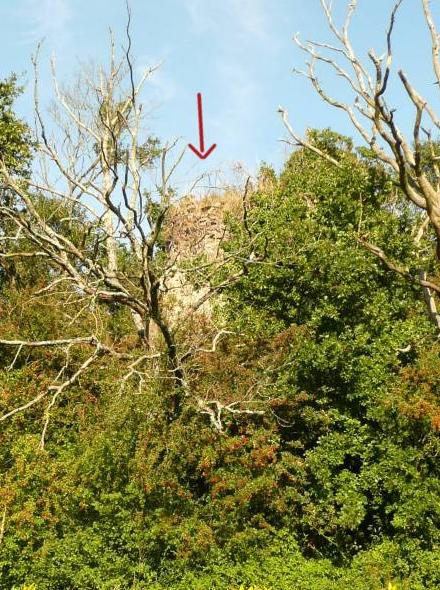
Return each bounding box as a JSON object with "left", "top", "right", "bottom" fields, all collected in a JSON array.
[
  {"left": 280, "top": 0, "right": 440, "bottom": 326},
  {"left": 0, "top": 35, "right": 187, "bottom": 386},
  {"left": 0, "top": 18, "right": 265, "bottom": 437}
]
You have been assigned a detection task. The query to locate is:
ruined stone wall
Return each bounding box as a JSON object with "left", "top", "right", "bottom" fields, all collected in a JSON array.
[
  {"left": 162, "top": 191, "right": 242, "bottom": 323},
  {"left": 165, "top": 192, "right": 241, "bottom": 261}
]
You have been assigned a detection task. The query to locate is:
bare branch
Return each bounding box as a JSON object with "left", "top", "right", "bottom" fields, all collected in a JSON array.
[
  {"left": 422, "top": 0, "right": 440, "bottom": 86},
  {"left": 39, "top": 344, "right": 103, "bottom": 448},
  {"left": 0, "top": 336, "right": 99, "bottom": 348},
  {"left": 357, "top": 236, "right": 440, "bottom": 295},
  {"left": 278, "top": 106, "right": 342, "bottom": 168}
]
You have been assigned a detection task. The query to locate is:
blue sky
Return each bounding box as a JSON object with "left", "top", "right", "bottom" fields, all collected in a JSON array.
[{"left": 1, "top": 0, "right": 440, "bottom": 192}]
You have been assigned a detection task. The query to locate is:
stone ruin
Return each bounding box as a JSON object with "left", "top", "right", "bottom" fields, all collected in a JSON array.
[{"left": 162, "top": 191, "right": 242, "bottom": 323}]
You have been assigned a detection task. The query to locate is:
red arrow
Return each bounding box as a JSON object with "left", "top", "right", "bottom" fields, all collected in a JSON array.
[{"left": 188, "top": 92, "right": 217, "bottom": 159}]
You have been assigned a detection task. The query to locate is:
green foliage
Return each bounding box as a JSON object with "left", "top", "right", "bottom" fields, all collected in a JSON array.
[
  {"left": 0, "top": 74, "right": 33, "bottom": 289},
  {"left": 218, "top": 130, "right": 440, "bottom": 556},
  {"left": 1, "top": 129, "right": 440, "bottom": 589},
  {"left": 0, "top": 74, "right": 32, "bottom": 176}
]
